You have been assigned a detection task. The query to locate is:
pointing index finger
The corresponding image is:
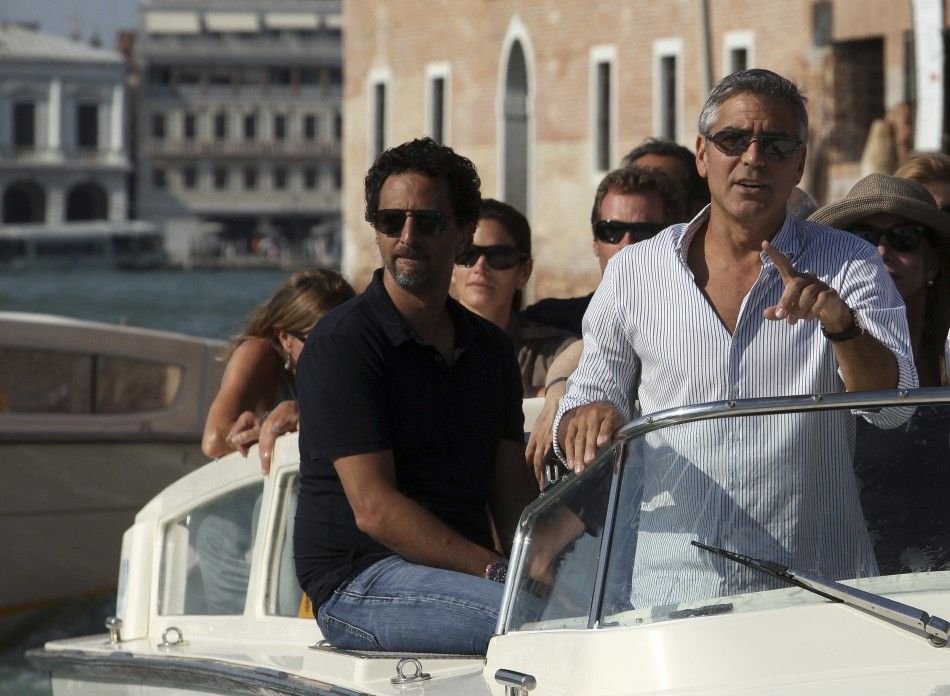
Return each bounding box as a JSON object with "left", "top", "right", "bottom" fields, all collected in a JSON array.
[{"left": 762, "top": 240, "right": 797, "bottom": 282}]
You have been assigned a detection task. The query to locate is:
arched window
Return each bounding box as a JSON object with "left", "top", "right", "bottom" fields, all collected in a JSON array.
[
  {"left": 66, "top": 182, "right": 109, "bottom": 221},
  {"left": 3, "top": 181, "right": 46, "bottom": 223},
  {"left": 503, "top": 41, "right": 529, "bottom": 216}
]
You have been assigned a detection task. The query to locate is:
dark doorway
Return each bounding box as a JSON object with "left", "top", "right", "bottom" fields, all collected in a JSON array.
[
  {"left": 944, "top": 29, "right": 950, "bottom": 152},
  {"left": 66, "top": 182, "right": 109, "bottom": 221},
  {"left": 13, "top": 102, "right": 36, "bottom": 149},
  {"left": 3, "top": 181, "right": 46, "bottom": 223},
  {"left": 77, "top": 103, "right": 99, "bottom": 150}
]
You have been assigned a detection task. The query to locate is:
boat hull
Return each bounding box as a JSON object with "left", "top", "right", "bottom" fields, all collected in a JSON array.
[{"left": 0, "top": 440, "right": 207, "bottom": 628}]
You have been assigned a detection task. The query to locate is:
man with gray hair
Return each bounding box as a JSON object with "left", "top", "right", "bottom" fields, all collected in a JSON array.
[{"left": 553, "top": 69, "right": 916, "bottom": 605}]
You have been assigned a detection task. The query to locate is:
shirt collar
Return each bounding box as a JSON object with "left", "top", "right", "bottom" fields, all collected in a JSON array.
[
  {"left": 365, "top": 268, "right": 481, "bottom": 350},
  {"left": 675, "top": 205, "right": 804, "bottom": 267}
]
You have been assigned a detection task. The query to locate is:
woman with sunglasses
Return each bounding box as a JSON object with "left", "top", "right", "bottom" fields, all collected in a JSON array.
[
  {"left": 452, "top": 198, "right": 577, "bottom": 397},
  {"left": 810, "top": 173, "right": 949, "bottom": 387},
  {"left": 202, "top": 268, "right": 354, "bottom": 470},
  {"left": 810, "top": 173, "right": 950, "bottom": 574}
]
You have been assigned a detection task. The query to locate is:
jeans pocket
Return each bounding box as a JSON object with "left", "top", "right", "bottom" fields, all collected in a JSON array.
[{"left": 319, "top": 609, "right": 383, "bottom": 650}]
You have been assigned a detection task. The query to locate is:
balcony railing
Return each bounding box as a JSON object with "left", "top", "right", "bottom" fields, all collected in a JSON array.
[{"left": 144, "top": 139, "right": 340, "bottom": 159}]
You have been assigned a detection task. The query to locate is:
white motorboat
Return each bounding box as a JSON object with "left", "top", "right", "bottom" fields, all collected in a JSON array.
[
  {"left": 0, "top": 312, "right": 225, "bottom": 630},
  {"left": 28, "top": 389, "right": 950, "bottom": 695}
]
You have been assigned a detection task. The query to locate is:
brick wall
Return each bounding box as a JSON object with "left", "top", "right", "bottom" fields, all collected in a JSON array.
[{"left": 344, "top": 0, "right": 938, "bottom": 298}]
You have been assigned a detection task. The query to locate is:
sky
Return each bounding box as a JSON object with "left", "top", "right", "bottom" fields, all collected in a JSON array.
[{"left": 0, "top": 0, "right": 141, "bottom": 46}]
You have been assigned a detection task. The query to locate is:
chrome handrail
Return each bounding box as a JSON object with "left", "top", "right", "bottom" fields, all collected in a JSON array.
[
  {"left": 613, "top": 386, "right": 948, "bottom": 442},
  {"left": 496, "top": 387, "right": 950, "bottom": 635}
]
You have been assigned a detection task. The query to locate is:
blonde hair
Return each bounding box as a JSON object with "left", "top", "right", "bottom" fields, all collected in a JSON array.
[
  {"left": 894, "top": 152, "right": 950, "bottom": 185},
  {"left": 230, "top": 269, "right": 355, "bottom": 361}
]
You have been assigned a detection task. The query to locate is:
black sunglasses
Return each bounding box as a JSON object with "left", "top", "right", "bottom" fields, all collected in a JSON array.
[
  {"left": 288, "top": 330, "right": 309, "bottom": 342},
  {"left": 369, "top": 208, "right": 451, "bottom": 237},
  {"left": 705, "top": 129, "right": 802, "bottom": 161},
  {"left": 592, "top": 220, "right": 666, "bottom": 245},
  {"left": 456, "top": 244, "right": 528, "bottom": 270},
  {"left": 940, "top": 203, "right": 950, "bottom": 215},
  {"left": 848, "top": 224, "right": 935, "bottom": 253}
]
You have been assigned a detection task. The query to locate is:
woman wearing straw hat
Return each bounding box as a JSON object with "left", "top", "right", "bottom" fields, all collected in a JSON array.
[
  {"left": 810, "top": 172, "right": 950, "bottom": 574},
  {"left": 809, "top": 173, "right": 949, "bottom": 387}
]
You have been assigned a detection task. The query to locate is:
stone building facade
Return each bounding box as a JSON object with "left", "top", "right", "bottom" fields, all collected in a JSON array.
[
  {"left": 0, "top": 23, "right": 129, "bottom": 229},
  {"left": 136, "top": 0, "right": 343, "bottom": 265},
  {"left": 343, "top": 0, "right": 949, "bottom": 300}
]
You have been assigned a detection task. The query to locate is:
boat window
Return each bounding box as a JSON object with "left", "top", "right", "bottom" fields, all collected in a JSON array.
[
  {"left": 158, "top": 483, "right": 264, "bottom": 616},
  {"left": 0, "top": 347, "right": 182, "bottom": 414},
  {"left": 504, "top": 443, "right": 616, "bottom": 632},
  {"left": 0, "top": 347, "right": 92, "bottom": 413},
  {"left": 95, "top": 356, "right": 183, "bottom": 413},
  {"left": 503, "top": 399, "right": 950, "bottom": 634},
  {"left": 266, "top": 472, "right": 309, "bottom": 617}
]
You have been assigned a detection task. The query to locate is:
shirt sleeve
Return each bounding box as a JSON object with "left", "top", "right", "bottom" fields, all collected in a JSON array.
[
  {"left": 296, "top": 332, "right": 391, "bottom": 461},
  {"left": 839, "top": 244, "right": 918, "bottom": 427},
  {"left": 552, "top": 255, "right": 641, "bottom": 462}
]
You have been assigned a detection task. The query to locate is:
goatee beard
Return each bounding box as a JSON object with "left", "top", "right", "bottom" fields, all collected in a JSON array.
[{"left": 387, "top": 257, "right": 429, "bottom": 290}]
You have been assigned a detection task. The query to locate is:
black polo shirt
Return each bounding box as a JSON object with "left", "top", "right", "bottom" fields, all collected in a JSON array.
[{"left": 293, "top": 269, "right": 524, "bottom": 610}]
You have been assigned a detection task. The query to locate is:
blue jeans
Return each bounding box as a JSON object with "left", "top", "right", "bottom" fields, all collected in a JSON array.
[{"left": 316, "top": 555, "right": 504, "bottom": 654}]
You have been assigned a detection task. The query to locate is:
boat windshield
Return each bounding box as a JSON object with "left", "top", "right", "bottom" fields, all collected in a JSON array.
[{"left": 503, "top": 392, "right": 950, "bottom": 633}]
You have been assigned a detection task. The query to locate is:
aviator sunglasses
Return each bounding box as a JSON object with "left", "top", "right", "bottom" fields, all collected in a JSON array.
[
  {"left": 705, "top": 129, "right": 802, "bottom": 161},
  {"left": 592, "top": 220, "right": 666, "bottom": 245},
  {"left": 369, "top": 208, "right": 451, "bottom": 237},
  {"left": 848, "top": 223, "right": 935, "bottom": 253},
  {"left": 456, "top": 244, "right": 528, "bottom": 270}
]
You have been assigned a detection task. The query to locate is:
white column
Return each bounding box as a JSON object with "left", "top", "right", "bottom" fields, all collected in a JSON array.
[
  {"left": 109, "top": 178, "right": 127, "bottom": 221},
  {"left": 47, "top": 184, "right": 65, "bottom": 224},
  {"left": 912, "top": 0, "right": 944, "bottom": 151},
  {"left": 48, "top": 78, "right": 62, "bottom": 154},
  {"left": 110, "top": 82, "right": 124, "bottom": 154}
]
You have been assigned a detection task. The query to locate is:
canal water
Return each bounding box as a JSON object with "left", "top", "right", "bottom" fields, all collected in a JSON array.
[
  {"left": 0, "top": 266, "right": 306, "bottom": 693},
  {"left": 0, "top": 267, "right": 296, "bottom": 339}
]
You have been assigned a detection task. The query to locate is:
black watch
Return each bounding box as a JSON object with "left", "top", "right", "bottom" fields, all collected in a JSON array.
[{"left": 821, "top": 307, "right": 864, "bottom": 342}]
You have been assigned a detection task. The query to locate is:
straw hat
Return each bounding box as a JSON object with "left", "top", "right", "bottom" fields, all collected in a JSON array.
[{"left": 809, "top": 173, "right": 950, "bottom": 242}]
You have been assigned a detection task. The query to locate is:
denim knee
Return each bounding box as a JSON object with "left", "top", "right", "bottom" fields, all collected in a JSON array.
[{"left": 317, "top": 601, "right": 382, "bottom": 650}]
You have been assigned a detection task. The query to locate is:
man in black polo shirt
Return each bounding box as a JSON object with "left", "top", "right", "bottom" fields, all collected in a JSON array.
[{"left": 294, "top": 138, "right": 539, "bottom": 654}]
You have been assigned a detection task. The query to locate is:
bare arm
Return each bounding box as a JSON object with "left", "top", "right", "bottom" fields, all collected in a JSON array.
[
  {"left": 489, "top": 439, "right": 541, "bottom": 555},
  {"left": 763, "top": 241, "right": 898, "bottom": 391},
  {"left": 526, "top": 340, "right": 583, "bottom": 483},
  {"left": 335, "top": 449, "right": 501, "bottom": 577},
  {"left": 201, "top": 338, "right": 278, "bottom": 459}
]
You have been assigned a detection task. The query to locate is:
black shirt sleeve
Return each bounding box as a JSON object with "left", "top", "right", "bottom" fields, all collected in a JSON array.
[
  {"left": 501, "top": 331, "right": 526, "bottom": 443},
  {"left": 297, "top": 332, "right": 391, "bottom": 461}
]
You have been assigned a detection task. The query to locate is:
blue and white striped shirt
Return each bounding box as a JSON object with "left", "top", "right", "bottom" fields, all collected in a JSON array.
[{"left": 555, "top": 208, "right": 917, "bottom": 607}]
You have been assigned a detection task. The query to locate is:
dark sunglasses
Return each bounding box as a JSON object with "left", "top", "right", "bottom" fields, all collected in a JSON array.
[
  {"left": 940, "top": 203, "right": 950, "bottom": 215},
  {"left": 456, "top": 244, "right": 528, "bottom": 270},
  {"left": 592, "top": 220, "right": 666, "bottom": 245},
  {"left": 705, "top": 129, "right": 802, "bottom": 161},
  {"left": 288, "top": 330, "right": 309, "bottom": 342},
  {"left": 848, "top": 224, "right": 935, "bottom": 253},
  {"left": 369, "top": 208, "right": 451, "bottom": 237}
]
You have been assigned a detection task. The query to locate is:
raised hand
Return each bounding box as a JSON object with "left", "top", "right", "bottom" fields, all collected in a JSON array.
[{"left": 762, "top": 241, "right": 852, "bottom": 332}]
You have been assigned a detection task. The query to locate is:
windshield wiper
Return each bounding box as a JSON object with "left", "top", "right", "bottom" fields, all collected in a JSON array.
[{"left": 692, "top": 540, "right": 950, "bottom": 647}]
